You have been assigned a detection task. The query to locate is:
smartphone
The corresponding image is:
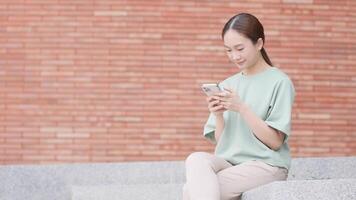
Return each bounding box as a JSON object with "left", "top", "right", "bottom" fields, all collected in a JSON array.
[{"left": 201, "top": 83, "right": 224, "bottom": 96}]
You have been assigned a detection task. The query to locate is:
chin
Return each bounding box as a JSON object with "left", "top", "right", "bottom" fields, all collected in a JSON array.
[{"left": 235, "top": 63, "right": 246, "bottom": 70}]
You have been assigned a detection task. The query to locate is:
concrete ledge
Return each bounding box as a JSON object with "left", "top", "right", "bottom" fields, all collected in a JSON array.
[
  {"left": 242, "top": 179, "right": 356, "bottom": 200},
  {"left": 0, "top": 161, "right": 184, "bottom": 200},
  {"left": 72, "top": 183, "right": 184, "bottom": 200},
  {"left": 0, "top": 156, "right": 355, "bottom": 200},
  {"left": 287, "top": 157, "right": 356, "bottom": 180}
]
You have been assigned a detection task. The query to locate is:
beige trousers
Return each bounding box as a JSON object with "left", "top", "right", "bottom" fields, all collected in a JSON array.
[{"left": 182, "top": 152, "right": 288, "bottom": 200}]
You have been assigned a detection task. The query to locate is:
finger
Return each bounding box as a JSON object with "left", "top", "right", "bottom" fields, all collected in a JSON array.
[
  {"left": 220, "top": 102, "right": 230, "bottom": 108},
  {"left": 214, "top": 92, "right": 227, "bottom": 98},
  {"left": 207, "top": 96, "right": 218, "bottom": 103},
  {"left": 225, "top": 89, "right": 237, "bottom": 98},
  {"left": 208, "top": 100, "right": 220, "bottom": 108},
  {"left": 223, "top": 92, "right": 234, "bottom": 99},
  {"left": 218, "top": 97, "right": 231, "bottom": 103},
  {"left": 216, "top": 107, "right": 227, "bottom": 112},
  {"left": 224, "top": 88, "right": 233, "bottom": 93},
  {"left": 211, "top": 95, "right": 221, "bottom": 100},
  {"left": 207, "top": 95, "right": 220, "bottom": 102},
  {"left": 211, "top": 104, "right": 224, "bottom": 112}
]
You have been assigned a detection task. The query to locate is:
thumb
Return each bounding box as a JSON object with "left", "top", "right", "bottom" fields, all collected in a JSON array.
[{"left": 223, "top": 87, "right": 233, "bottom": 93}]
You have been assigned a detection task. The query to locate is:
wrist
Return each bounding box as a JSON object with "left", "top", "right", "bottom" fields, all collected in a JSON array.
[
  {"left": 213, "top": 112, "right": 224, "bottom": 118},
  {"left": 215, "top": 114, "right": 225, "bottom": 125},
  {"left": 236, "top": 102, "right": 248, "bottom": 113}
]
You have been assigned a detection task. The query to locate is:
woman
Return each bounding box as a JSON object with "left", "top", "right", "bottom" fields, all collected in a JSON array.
[{"left": 183, "top": 13, "right": 295, "bottom": 200}]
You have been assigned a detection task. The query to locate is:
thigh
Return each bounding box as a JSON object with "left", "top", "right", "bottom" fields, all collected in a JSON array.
[
  {"left": 185, "top": 152, "right": 232, "bottom": 173},
  {"left": 217, "top": 160, "right": 288, "bottom": 200},
  {"left": 184, "top": 152, "right": 233, "bottom": 200}
]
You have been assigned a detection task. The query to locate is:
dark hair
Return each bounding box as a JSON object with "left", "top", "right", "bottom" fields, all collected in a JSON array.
[{"left": 222, "top": 13, "right": 273, "bottom": 66}]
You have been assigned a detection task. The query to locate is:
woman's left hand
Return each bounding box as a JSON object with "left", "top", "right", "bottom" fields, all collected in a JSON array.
[{"left": 216, "top": 88, "right": 244, "bottom": 112}]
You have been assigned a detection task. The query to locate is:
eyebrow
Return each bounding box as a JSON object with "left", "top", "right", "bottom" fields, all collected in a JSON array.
[{"left": 224, "top": 44, "right": 244, "bottom": 48}]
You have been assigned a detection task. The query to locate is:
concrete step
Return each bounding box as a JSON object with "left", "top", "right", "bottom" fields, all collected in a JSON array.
[
  {"left": 1, "top": 157, "right": 356, "bottom": 200},
  {"left": 287, "top": 157, "right": 356, "bottom": 180},
  {"left": 72, "top": 179, "right": 356, "bottom": 200},
  {"left": 0, "top": 161, "right": 184, "bottom": 200},
  {"left": 242, "top": 178, "right": 356, "bottom": 200},
  {"left": 71, "top": 183, "right": 184, "bottom": 200}
]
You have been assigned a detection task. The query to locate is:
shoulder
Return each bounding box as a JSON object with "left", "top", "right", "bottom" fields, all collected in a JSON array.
[
  {"left": 219, "top": 72, "right": 241, "bottom": 87},
  {"left": 270, "top": 67, "right": 291, "bottom": 80},
  {"left": 269, "top": 67, "right": 294, "bottom": 87},
  {"left": 270, "top": 68, "right": 295, "bottom": 97}
]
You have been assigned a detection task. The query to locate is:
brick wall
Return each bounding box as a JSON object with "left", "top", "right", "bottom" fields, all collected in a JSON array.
[{"left": 0, "top": 0, "right": 355, "bottom": 164}]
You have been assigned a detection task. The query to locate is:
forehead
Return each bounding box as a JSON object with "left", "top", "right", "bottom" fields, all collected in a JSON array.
[{"left": 223, "top": 30, "right": 250, "bottom": 47}]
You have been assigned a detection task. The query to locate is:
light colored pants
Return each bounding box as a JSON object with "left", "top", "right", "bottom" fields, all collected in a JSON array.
[{"left": 182, "top": 152, "right": 288, "bottom": 200}]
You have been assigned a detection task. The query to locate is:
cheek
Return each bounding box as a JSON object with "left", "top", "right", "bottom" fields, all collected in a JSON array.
[
  {"left": 244, "top": 49, "right": 257, "bottom": 60},
  {"left": 226, "top": 53, "right": 234, "bottom": 61}
]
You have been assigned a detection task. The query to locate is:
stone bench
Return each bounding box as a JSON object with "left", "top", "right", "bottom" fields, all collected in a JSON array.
[
  {"left": 242, "top": 179, "right": 356, "bottom": 200},
  {"left": 0, "top": 156, "right": 355, "bottom": 200}
]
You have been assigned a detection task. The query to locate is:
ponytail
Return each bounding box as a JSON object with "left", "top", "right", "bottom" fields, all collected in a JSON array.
[{"left": 261, "top": 47, "right": 273, "bottom": 66}]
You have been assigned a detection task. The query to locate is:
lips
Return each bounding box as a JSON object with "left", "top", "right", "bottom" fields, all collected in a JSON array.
[
  {"left": 235, "top": 60, "right": 245, "bottom": 67},
  {"left": 237, "top": 61, "right": 244, "bottom": 65}
]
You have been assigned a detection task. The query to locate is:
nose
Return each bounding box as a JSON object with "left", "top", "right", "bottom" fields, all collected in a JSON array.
[{"left": 231, "top": 52, "right": 241, "bottom": 60}]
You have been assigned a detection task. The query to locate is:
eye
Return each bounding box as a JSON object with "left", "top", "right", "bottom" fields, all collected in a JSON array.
[
  {"left": 225, "top": 49, "right": 232, "bottom": 53},
  {"left": 237, "top": 48, "right": 244, "bottom": 51}
]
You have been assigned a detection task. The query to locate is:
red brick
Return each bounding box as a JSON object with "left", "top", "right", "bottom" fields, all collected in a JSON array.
[{"left": 0, "top": 0, "right": 355, "bottom": 164}]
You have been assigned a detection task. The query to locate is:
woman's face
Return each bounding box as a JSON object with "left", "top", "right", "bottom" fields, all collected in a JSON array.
[{"left": 223, "top": 29, "right": 262, "bottom": 71}]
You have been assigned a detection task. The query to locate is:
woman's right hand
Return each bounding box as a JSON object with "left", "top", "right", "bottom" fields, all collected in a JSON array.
[{"left": 206, "top": 95, "right": 226, "bottom": 116}]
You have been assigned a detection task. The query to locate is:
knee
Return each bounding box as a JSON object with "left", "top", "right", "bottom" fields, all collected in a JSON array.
[
  {"left": 185, "top": 152, "right": 209, "bottom": 167},
  {"left": 218, "top": 175, "right": 242, "bottom": 200},
  {"left": 219, "top": 186, "right": 235, "bottom": 200},
  {"left": 219, "top": 185, "right": 241, "bottom": 200}
]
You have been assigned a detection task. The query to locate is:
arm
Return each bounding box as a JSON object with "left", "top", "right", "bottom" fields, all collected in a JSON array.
[
  {"left": 206, "top": 95, "right": 227, "bottom": 143},
  {"left": 214, "top": 115, "right": 225, "bottom": 142},
  {"left": 238, "top": 103, "right": 285, "bottom": 150},
  {"left": 218, "top": 90, "right": 285, "bottom": 151}
]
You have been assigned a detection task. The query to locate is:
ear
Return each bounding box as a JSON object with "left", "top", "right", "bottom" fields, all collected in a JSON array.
[{"left": 256, "top": 38, "right": 264, "bottom": 51}]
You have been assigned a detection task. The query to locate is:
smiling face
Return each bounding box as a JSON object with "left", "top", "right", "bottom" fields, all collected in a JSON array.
[{"left": 223, "top": 29, "right": 263, "bottom": 72}]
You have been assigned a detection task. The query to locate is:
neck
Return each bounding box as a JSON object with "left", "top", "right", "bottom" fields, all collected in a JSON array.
[{"left": 242, "top": 55, "right": 270, "bottom": 76}]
